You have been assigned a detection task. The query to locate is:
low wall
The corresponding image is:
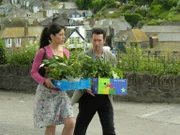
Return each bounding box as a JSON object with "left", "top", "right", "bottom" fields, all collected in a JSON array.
[
  {"left": 114, "top": 72, "right": 180, "bottom": 103},
  {"left": 0, "top": 65, "right": 38, "bottom": 93},
  {"left": 0, "top": 65, "right": 180, "bottom": 103}
]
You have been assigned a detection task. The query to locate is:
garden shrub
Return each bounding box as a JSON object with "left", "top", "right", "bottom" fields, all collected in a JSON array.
[
  {"left": 6, "top": 40, "right": 39, "bottom": 66},
  {"left": 124, "top": 13, "right": 143, "bottom": 27},
  {"left": 0, "top": 39, "right": 7, "bottom": 64},
  {"left": 106, "top": 12, "right": 121, "bottom": 18},
  {"left": 135, "top": 8, "right": 149, "bottom": 17}
]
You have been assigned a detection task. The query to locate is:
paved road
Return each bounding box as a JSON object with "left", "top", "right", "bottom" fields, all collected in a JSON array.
[{"left": 0, "top": 91, "right": 180, "bottom": 135}]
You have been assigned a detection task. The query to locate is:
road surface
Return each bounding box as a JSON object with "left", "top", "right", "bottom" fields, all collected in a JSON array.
[{"left": 0, "top": 91, "right": 180, "bottom": 135}]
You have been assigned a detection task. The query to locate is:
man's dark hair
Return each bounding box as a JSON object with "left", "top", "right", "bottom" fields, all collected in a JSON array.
[{"left": 92, "top": 28, "right": 106, "bottom": 39}]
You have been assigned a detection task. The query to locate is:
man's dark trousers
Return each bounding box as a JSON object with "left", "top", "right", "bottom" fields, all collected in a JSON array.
[{"left": 73, "top": 93, "right": 116, "bottom": 135}]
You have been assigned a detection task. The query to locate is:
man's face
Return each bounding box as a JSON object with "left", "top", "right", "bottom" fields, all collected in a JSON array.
[{"left": 92, "top": 34, "right": 105, "bottom": 52}]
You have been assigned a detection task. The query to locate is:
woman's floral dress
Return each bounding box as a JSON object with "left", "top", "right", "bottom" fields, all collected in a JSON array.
[{"left": 33, "top": 84, "right": 74, "bottom": 128}]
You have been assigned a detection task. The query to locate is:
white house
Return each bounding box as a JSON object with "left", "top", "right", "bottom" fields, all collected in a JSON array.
[{"left": 65, "top": 28, "right": 86, "bottom": 49}]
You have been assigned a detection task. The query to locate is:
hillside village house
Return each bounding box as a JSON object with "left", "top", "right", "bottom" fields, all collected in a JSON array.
[
  {"left": 40, "top": 11, "right": 92, "bottom": 49},
  {"left": 114, "top": 28, "right": 149, "bottom": 51},
  {"left": 149, "top": 33, "right": 180, "bottom": 54},
  {"left": 0, "top": 26, "right": 43, "bottom": 49},
  {"left": 93, "top": 16, "right": 132, "bottom": 49},
  {"left": 141, "top": 25, "right": 180, "bottom": 53},
  {"left": 65, "top": 28, "right": 86, "bottom": 50},
  {"left": 40, "top": 13, "right": 85, "bottom": 37},
  {"left": 93, "top": 16, "right": 132, "bottom": 37},
  {"left": 9, "top": 0, "right": 44, "bottom": 13}
]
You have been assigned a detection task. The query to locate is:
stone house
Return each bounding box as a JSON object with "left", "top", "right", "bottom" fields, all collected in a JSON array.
[
  {"left": 141, "top": 25, "right": 180, "bottom": 53},
  {"left": 40, "top": 12, "right": 92, "bottom": 49},
  {"left": 0, "top": 26, "right": 43, "bottom": 49},
  {"left": 92, "top": 16, "right": 132, "bottom": 36},
  {"left": 114, "top": 28, "right": 149, "bottom": 51}
]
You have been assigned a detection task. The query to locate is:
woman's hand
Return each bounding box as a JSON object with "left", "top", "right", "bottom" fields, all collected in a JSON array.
[{"left": 44, "top": 78, "right": 56, "bottom": 89}]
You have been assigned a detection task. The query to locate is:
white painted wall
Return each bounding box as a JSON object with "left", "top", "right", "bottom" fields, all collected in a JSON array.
[
  {"left": 46, "top": 10, "right": 59, "bottom": 17},
  {"left": 66, "top": 31, "right": 86, "bottom": 49},
  {"left": 67, "top": 25, "right": 85, "bottom": 38}
]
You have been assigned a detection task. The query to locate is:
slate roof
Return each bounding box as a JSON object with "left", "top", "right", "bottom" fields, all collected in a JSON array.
[
  {"left": 141, "top": 25, "right": 180, "bottom": 33},
  {"left": 66, "top": 28, "right": 85, "bottom": 41},
  {"left": 65, "top": 28, "right": 74, "bottom": 41},
  {"left": 158, "top": 33, "right": 180, "bottom": 42},
  {"left": 93, "top": 17, "right": 132, "bottom": 32},
  {"left": 161, "top": 22, "right": 180, "bottom": 26},
  {"left": 29, "top": 0, "right": 43, "bottom": 7},
  {"left": 40, "top": 13, "right": 83, "bottom": 26}
]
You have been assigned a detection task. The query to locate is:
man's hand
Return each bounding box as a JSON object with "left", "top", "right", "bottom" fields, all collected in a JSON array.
[{"left": 86, "top": 89, "right": 95, "bottom": 97}]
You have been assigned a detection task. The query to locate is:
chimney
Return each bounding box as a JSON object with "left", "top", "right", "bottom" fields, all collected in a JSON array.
[
  {"left": 42, "top": 0, "right": 45, "bottom": 9},
  {"left": 24, "top": 25, "right": 28, "bottom": 37}
]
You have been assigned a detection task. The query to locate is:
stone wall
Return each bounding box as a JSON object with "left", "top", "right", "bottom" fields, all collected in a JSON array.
[
  {"left": 0, "top": 65, "right": 180, "bottom": 103},
  {"left": 114, "top": 72, "right": 180, "bottom": 103},
  {"left": 0, "top": 65, "right": 38, "bottom": 93}
]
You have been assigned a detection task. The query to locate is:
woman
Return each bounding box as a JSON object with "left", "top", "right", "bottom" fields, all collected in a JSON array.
[{"left": 31, "top": 23, "right": 75, "bottom": 135}]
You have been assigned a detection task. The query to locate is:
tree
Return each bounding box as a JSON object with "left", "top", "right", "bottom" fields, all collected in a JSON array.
[
  {"left": 176, "top": 0, "right": 180, "bottom": 12},
  {"left": 75, "top": 0, "right": 92, "bottom": 10}
]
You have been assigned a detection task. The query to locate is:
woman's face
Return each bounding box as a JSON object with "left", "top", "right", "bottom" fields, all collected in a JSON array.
[{"left": 51, "top": 29, "right": 66, "bottom": 45}]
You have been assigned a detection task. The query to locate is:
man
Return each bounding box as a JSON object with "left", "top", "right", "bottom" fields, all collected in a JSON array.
[{"left": 72, "top": 28, "right": 116, "bottom": 135}]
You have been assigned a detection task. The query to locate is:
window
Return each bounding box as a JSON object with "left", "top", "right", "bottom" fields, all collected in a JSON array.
[
  {"left": 76, "top": 37, "right": 80, "bottom": 43},
  {"left": 27, "top": 13, "right": 31, "bottom": 17},
  {"left": 70, "top": 37, "right": 74, "bottom": 44},
  {"left": 16, "top": 38, "right": 21, "bottom": 47},
  {"left": 5, "top": 39, "right": 12, "bottom": 48},
  {"left": 69, "top": 19, "right": 73, "bottom": 24}
]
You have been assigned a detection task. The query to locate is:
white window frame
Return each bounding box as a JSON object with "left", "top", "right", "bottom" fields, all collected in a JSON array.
[
  {"left": 70, "top": 37, "right": 74, "bottom": 44},
  {"left": 5, "top": 39, "right": 12, "bottom": 48},
  {"left": 27, "top": 13, "right": 31, "bottom": 17},
  {"left": 76, "top": 37, "right": 80, "bottom": 44},
  {"left": 16, "top": 38, "right": 21, "bottom": 47}
]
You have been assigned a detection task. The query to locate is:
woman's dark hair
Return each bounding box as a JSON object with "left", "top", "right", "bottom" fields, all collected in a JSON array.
[
  {"left": 92, "top": 28, "right": 106, "bottom": 39},
  {"left": 39, "top": 23, "right": 66, "bottom": 49}
]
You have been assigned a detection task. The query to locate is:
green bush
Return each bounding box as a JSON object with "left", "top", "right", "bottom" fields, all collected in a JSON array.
[
  {"left": 6, "top": 40, "right": 39, "bottom": 66},
  {"left": 117, "top": 45, "right": 180, "bottom": 75},
  {"left": 106, "top": 12, "right": 121, "bottom": 18},
  {"left": 176, "top": 0, "right": 180, "bottom": 12},
  {"left": 0, "top": 40, "right": 7, "bottom": 64},
  {"left": 158, "top": 11, "right": 169, "bottom": 19},
  {"left": 150, "top": 5, "right": 163, "bottom": 17},
  {"left": 135, "top": 8, "right": 149, "bottom": 17},
  {"left": 123, "top": 4, "right": 137, "bottom": 12},
  {"left": 124, "top": 13, "right": 143, "bottom": 27}
]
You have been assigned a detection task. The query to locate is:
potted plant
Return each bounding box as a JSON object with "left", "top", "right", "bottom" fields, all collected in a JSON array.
[{"left": 41, "top": 53, "right": 127, "bottom": 95}]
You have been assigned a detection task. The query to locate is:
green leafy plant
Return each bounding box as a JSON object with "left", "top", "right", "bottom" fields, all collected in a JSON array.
[
  {"left": 0, "top": 39, "right": 7, "bottom": 64},
  {"left": 6, "top": 40, "right": 39, "bottom": 66},
  {"left": 42, "top": 54, "right": 123, "bottom": 80},
  {"left": 78, "top": 55, "right": 123, "bottom": 78}
]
